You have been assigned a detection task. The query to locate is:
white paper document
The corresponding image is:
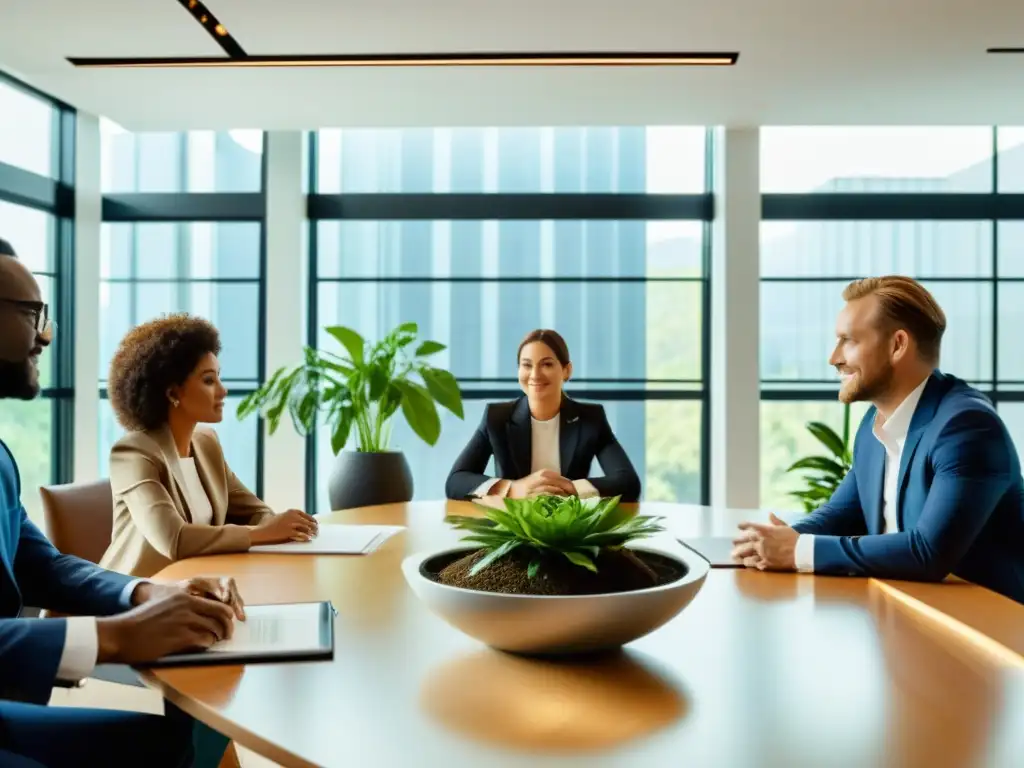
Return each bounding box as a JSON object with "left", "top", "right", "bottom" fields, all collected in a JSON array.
[
  {"left": 248, "top": 524, "right": 405, "bottom": 554},
  {"left": 208, "top": 602, "right": 326, "bottom": 654},
  {"left": 147, "top": 601, "right": 334, "bottom": 667}
]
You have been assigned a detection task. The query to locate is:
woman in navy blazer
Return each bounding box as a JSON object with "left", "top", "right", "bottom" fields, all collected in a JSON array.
[{"left": 445, "top": 329, "right": 641, "bottom": 502}]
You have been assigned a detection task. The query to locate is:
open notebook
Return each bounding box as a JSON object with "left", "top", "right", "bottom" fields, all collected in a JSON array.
[
  {"left": 248, "top": 524, "right": 404, "bottom": 555},
  {"left": 139, "top": 601, "right": 335, "bottom": 667},
  {"left": 677, "top": 537, "right": 741, "bottom": 568}
]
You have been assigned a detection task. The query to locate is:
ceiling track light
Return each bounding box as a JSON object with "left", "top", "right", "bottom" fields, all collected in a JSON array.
[
  {"left": 66, "top": 51, "right": 740, "bottom": 69},
  {"left": 987, "top": 47, "right": 1024, "bottom": 54},
  {"left": 176, "top": 0, "right": 246, "bottom": 58}
]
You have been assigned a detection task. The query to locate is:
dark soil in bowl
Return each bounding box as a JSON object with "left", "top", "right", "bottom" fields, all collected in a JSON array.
[{"left": 423, "top": 547, "right": 687, "bottom": 596}]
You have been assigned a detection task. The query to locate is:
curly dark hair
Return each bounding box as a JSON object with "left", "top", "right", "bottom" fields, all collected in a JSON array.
[{"left": 108, "top": 313, "right": 221, "bottom": 431}]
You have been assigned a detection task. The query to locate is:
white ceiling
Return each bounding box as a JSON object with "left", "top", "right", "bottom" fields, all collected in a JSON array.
[{"left": 1, "top": 0, "right": 1023, "bottom": 130}]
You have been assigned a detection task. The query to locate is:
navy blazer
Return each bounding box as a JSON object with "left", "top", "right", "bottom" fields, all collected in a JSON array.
[
  {"left": 1, "top": 440, "right": 134, "bottom": 704},
  {"left": 792, "top": 371, "right": 1024, "bottom": 604},
  {"left": 445, "top": 396, "right": 642, "bottom": 502}
]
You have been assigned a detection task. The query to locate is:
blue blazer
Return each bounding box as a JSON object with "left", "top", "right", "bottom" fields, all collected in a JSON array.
[
  {"left": 1, "top": 440, "right": 134, "bottom": 704},
  {"left": 792, "top": 371, "right": 1024, "bottom": 605}
]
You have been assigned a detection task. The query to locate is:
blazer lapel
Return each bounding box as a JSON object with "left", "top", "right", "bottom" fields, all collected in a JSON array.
[
  {"left": 894, "top": 372, "right": 946, "bottom": 528},
  {"left": 191, "top": 435, "right": 227, "bottom": 525},
  {"left": 559, "top": 398, "right": 581, "bottom": 477},
  {"left": 864, "top": 436, "right": 886, "bottom": 534},
  {"left": 507, "top": 397, "right": 533, "bottom": 478},
  {"left": 152, "top": 426, "right": 194, "bottom": 523}
]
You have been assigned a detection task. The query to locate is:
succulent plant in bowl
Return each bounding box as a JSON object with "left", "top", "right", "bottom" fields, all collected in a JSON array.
[
  {"left": 401, "top": 494, "right": 710, "bottom": 655},
  {"left": 438, "top": 495, "right": 679, "bottom": 595}
]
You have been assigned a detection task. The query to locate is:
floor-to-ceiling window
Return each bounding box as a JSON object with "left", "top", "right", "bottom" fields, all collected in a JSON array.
[
  {"left": 98, "top": 123, "right": 267, "bottom": 492},
  {"left": 0, "top": 72, "right": 75, "bottom": 523},
  {"left": 759, "top": 127, "right": 1024, "bottom": 510},
  {"left": 307, "top": 127, "right": 712, "bottom": 512}
]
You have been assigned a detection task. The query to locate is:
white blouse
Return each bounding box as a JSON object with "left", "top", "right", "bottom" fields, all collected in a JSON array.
[
  {"left": 474, "top": 415, "right": 598, "bottom": 498},
  {"left": 179, "top": 456, "right": 214, "bottom": 526}
]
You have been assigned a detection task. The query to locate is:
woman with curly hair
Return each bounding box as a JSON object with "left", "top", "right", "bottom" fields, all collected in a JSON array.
[{"left": 99, "top": 313, "right": 318, "bottom": 578}]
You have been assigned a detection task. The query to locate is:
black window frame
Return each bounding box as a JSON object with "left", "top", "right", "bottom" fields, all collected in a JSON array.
[
  {"left": 305, "top": 127, "right": 716, "bottom": 510},
  {"left": 99, "top": 132, "right": 269, "bottom": 495},
  {"left": 0, "top": 70, "right": 77, "bottom": 485}
]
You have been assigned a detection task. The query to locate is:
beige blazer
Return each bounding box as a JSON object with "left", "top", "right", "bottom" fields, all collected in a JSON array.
[{"left": 99, "top": 425, "right": 273, "bottom": 578}]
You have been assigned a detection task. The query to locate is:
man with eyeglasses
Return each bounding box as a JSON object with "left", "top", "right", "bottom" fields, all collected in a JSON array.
[{"left": 0, "top": 238, "right": 242, "bottom": 766}]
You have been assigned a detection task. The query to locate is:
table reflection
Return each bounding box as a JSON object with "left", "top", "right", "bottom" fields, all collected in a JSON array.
[{"left": 419, "top": 647, "right": 688, "bottom": 752}]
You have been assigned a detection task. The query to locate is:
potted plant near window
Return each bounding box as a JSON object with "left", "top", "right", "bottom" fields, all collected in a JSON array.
[
  {"left": 237, "top": 322, "right": 464, "bottom": 511},
  {"left": 402, "top": 495, "right": 709, "bottom": 655},
  {"left": 786, "top": 403, "right": 853, "bottom": 512}
]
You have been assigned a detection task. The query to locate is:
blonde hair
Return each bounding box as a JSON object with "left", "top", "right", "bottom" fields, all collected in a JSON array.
[{"left": 842, "top": 276, "right": 946, "bottom": 363}]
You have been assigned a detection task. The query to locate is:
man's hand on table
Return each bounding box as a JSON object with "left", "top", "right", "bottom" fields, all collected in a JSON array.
[
  {"left": 96, "top": 577, "right": 246, "bottom": 665},
  {"left": 731, "top": 513, "right": 799, "bottom": 571}
]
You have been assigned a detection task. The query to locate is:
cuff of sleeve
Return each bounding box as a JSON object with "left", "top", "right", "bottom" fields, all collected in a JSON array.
[
  {"left": 572, "top": 479, "right": 600, "bottom": 498},
  {"left": 119, "top": 578, "right": 146, "bottom": 610},
  {"left": 795, "top": 534, "right": 816, "bottom": 573},
  {"left": 56, "top": 616, "right": 99, "bottom": 682},
  {"left": 471, "top": 478, "right": 504, "bottom": 497}
]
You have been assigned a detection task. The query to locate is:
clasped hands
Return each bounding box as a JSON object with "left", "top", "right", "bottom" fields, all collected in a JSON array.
[
  {"left": 730, "top": 512, "right": 799, "bottom": 571},
  {"left": 506, "top": 469, "right": 578, "bottom": 499}
]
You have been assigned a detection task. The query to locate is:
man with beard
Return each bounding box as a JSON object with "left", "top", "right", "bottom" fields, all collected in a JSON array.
[
  {"left": 0, "top": 238, "right": 241, "bottom": 766},
  {"left": 732, "top": 275, "right": 1024, "bottom": 605}
]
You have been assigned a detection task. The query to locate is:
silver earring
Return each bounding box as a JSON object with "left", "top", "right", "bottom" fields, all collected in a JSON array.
[{"left": 170, "top": 397, "right": 180, "bottom": 408}]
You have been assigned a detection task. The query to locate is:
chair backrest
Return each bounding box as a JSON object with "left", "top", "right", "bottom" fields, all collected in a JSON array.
[{"left": 39, "top": 479, "right": 114, "bottom": 564}]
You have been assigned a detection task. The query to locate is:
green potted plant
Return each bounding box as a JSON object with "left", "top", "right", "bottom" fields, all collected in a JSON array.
[
  {"left": 402, "top": 495, "right": 710, "bottom": 655},
  {"left": 237, "top": 321, "right": 464, "bottom": 510},
  {"left": 786, "top": 403, "right": 853, "bottom": 512}
]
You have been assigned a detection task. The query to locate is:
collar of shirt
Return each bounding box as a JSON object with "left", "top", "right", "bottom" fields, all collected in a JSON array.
[{"left": 872, "top": 376, "right": 929, "bottom": 452}]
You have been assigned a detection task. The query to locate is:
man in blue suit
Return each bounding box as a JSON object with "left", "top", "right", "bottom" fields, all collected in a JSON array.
[
  {"left": 0, "top": 239, "right": 245, "bottom": 766},
  {"left": 733, "top": 276, "right": 1024, "bottom": 605}
]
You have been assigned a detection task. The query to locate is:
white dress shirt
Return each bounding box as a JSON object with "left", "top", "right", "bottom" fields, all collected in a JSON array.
[
  {"left": 179, "top": 456, "right": 214, "bottom": 526},
  {"left": 56, "top": 580, "right": 143, "bottom": 683},
  {"left": 794, "top": 377, "right": 929, "bottom": 572},
  {"left": 473, "top": 415, "right": 599, "bottom": 498}
]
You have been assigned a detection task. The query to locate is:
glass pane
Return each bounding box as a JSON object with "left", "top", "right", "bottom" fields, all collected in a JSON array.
[
  {"left": 101, "top": 121, "right": 264, "bottom": 193},
  {"left": 997, "top": 221, "right": 1024, "bottom": 277},
  {"left": 315, "top": 127, "right": 706, "bottom": 193},
  {"left": 760, "top": 280, "right": 993, "bottom": 384},
  {"left": 0, "top": 398, "right": 53, "bottom": 525},
  {"left": 998, "top": 284, "right": 1024, "bottom": 382},
  {"left": 101, "top": 222, "right": 262, "bottom": 279},
  {"left": 761, "top": 127, "right": 993, "bottom": 193},
  {"left": 0, "top": 200, "right": 54, "bottom": 273},
  {"left": 317, "top": 280, "right": 701, "bottom": 381},
  {"left": 996, "top": 127, "right": 1024, "bottom": 193},
  {"left": 99, "top": 282, "right": 260, "bottom": 383},
  {"left": 316, "top": 220, "right": 704, "bottom": 279},
  {"left": 762, "top": 221, "right": 992, "bottom": 278},
  {"left": 641, "top": 400, "right": 702, "bottom": 503},
  {"left": 760, "top": 400, "right": 871, "bottom": 512},
  {"left": 313, "top": 397, "right": 700, "bottom": 513},
  {"left": 998, "top": 403, "right": 1024, "bottom": 458},
  {"left": 0, "top": 79, "right": 54, "bottom": 177},
  {"left": 99, "top": 396, "right": 259, "bottom": 492}
]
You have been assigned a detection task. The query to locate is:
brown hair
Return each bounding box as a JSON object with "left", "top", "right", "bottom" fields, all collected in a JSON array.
[
  {"left": 842, "top": 276, "right": 947, "bottom": 363},
  {"left": 108, "top": 313, "right": 221, "bottom": 431},
  {"left": 517, "top": 329, "right": 571, "bottom": 366}
]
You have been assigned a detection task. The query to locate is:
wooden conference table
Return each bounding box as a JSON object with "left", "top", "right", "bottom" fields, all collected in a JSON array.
[{"left": 145, "top": 502, "right": 1024, "bottom": 768}]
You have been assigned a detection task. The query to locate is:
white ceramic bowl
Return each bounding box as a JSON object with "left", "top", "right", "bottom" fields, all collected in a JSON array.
[{"left": 402, "top": 544, "right": 709, "bottom": 655}]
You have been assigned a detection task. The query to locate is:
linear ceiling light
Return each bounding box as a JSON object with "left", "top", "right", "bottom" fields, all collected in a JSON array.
[
  {"left": 67, "top": 51, "right": 739, "bottom": 69},
  {"left": 176, "top": 0, "right": 246, "bottom": 57}
]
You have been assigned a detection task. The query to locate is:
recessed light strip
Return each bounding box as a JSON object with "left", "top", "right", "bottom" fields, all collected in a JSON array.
[
  {"left": 67, "top": 51, "right": 739, "bottom": 69},
  {"left": 177, "top": 0, "right": 246, "bottom": 58}
]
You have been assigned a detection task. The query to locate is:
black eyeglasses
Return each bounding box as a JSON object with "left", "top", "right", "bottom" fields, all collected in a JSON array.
[{"left": 0, "top": 298, "right": 53, "bottom": 339}]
